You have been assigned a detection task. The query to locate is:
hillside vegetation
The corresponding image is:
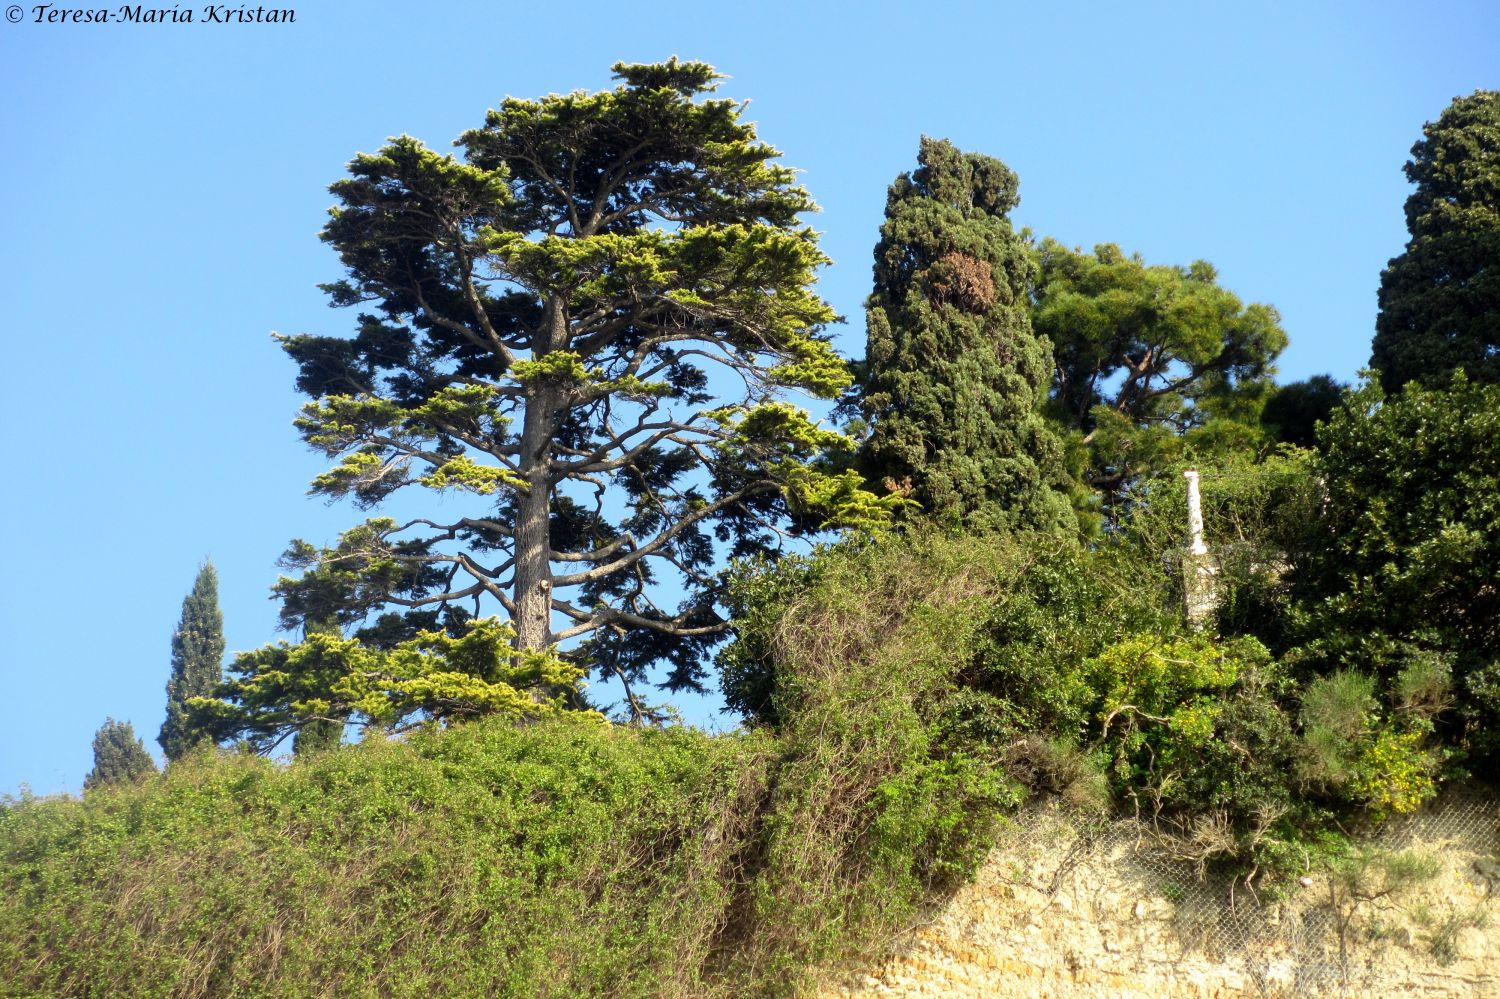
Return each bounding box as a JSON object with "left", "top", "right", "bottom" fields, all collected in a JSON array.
[
  {"left": 12, "top": 512, "right": 1494, "bottom": 996},
  {"left": 3, "top": 534, "right": 1066, "bottom": 998}
]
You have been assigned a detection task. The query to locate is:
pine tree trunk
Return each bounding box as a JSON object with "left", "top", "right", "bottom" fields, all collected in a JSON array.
[
  {"left": 513, "top": 443, "right": 553, "bottom": 651},
  {"left": 513, "top": 304, "right": 563, "bottom": 652}
]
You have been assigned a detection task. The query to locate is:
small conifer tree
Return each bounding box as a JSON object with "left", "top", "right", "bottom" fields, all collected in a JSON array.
[
  {"left": 159, "top": 560, "right": 226, "bottom": 761},
  {"left": 84, "top": 718, "right": 157, "bottom": 790}
]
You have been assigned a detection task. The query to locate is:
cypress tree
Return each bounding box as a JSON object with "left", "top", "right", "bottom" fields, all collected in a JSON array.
[
  {"left": 859, "top": 137, "right": 1074, "bottom": 533},
  {"left": 1371, "top": 90, "right": 1500, "bottom": 392},
  {"left": 159, "top": 560, "right": 226, "bottom": 761},
  {"left": 84, "top": 718, "right": 157, "bottom": 790}
]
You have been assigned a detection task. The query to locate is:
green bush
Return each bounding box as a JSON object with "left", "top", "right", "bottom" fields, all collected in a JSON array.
[
  {"left": 1297, "top": 375, "right": 1500, "bottom": 762},
  {"left": 1121, "top": 447, "right": 1323, "bottom": 653},
  {"left": 721, "top": 529, "right": 1174, "bottom": 745},
  {"left": 711, "top": 528, "right": 1178, "bottom": 984},
  {"left": 1300, "top": 669, "right": 1380, "bottom": 789},
  {"left": 1082, "top": 633, "right": 1308, "bottom": 876},
  {"left": 717, "top": 531, "right": 1029, "bottom": 989},
  {"left": 0, "top": 719, "right": 774, "bottom": 999},
  {"left": 1297, "top": 669, "right": 1441, "bottom": 819}
]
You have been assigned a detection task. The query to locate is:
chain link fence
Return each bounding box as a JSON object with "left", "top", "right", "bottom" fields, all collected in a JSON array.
[{"left": 990, "top": 786, "right": 1500, "bottom": 996}]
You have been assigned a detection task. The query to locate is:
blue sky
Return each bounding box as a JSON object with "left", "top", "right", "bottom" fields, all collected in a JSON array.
[{"left": 2, "top": 0, "right": 1495, "bottom": 794}]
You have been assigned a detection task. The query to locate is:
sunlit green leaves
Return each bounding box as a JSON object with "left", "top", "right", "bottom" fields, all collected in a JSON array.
[
  {"left": 194, "top": 618, "right": 595, "bottom": 751},
  {"left": 1086, "top": 633, "right": 1263, "bottom": 724},
  {"left": 1033, "top": 238, "right": 1287, "bottom": 513}
]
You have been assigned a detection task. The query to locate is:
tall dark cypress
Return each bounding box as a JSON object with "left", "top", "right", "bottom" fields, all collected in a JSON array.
[
  {"left": 85, "top": 718, "right": 157, "bottom": 790},
  {"left": 159, "top": 560, "right": 226, "bottom": 761},
  {"left": 859, "top": 137, "right": 1074, "bottom": 533},
  {"left": 1372, "top": 90, "right": 1500, "bottom": 392}
]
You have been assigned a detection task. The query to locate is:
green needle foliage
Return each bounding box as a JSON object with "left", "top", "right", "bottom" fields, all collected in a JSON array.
[
  {"left": 1372, "top": 90, "right": 1500, "bottom": 392},
  {"left": 219, "top": 60, "right": 899, "bottom": 734},
  {"left": 158, "top": 560, "right": 225, "bottom": 762},
  {"left": 195, "top": 617, "right": 593, "bottom": 754},
  {"left": 291, "top": 616, "right": 349, "bottom": 757},
  {"left": 1032, "top": 240, "right": 1287, "bottom": 513},
  {"left": 83, "top": 719, "right": 156, "bottom": 791},
  {"left": 858, "top": 137, "right": 1075, "bottom": 534}
]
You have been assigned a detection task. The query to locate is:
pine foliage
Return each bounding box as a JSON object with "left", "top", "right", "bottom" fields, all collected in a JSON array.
[
  {"left": 247, "top": 59, "right": 899, "bottom": 726},
  {"left": 1031, "top": 240, "right": 1286, "bottom": 510}
]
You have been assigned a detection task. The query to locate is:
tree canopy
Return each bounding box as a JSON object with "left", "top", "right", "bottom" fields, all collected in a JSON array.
[
  {"left": 84, "top": 719, "right": 157, "bottom": 790},
  {"left": 1260, "top": 374, "right": 1347, "bottom": 449},
  {"left": 1371, "top": 90, "right": 1500, "bottom": 392},
  {"left": 205, "top": 60, "right": 896, "bottom": 740},
  {"left": 1031, "top": 240, "right": 1287, "bottom": 509},
  {"left": 857, "top": 137, "right": 1074, "bottom": 533},
  {"left": 201, "top": 617, "right": 591, "bottom": 753},
  {"left": 158, "top": 561, "right": 225, "bottom": 761},
  {"left": 1297, "top": 374, "right": 1500, "bottom": 759}
]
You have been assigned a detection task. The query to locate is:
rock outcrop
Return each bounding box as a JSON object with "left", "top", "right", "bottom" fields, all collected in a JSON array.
[{"left": 819, "top": 792, "right": 1499, "bottom": 997}]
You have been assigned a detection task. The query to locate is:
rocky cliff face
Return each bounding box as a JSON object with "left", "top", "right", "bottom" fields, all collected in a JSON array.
[{"left": 819, "top": 792, "right": 1499, "bottom": 998}]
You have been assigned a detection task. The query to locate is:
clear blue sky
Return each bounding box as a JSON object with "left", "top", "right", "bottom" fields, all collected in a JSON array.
[{"left": 2, "top": 0, "right": 1495, "bottom": 795}]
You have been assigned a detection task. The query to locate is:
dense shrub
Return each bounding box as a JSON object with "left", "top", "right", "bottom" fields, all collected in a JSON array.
[
  {"left": 0, "top": 720, "right": 773, "bottom": 999},
  {"left": 1082, "top": 633, "right": 1305, "bottom": 875},
  {"left": 1122, "top": 447, "right": 1324, "bottom": 654},
  {"left": 4, "top": 531, "right": 1066, "bottom": 998},
  {"left": 713, "top": 528, "right": 1180, "bottom": 983},
  {"left": 718, "top": 531, "right": 1034, "bottom": 988},
  {"left": 1294, "top": 375, "right": 1500, "bottom": 763},
  {"left": 721, "top": 530, "right": 1174, "bottom": 742},
  {"left": 721, "top": 524, "right": 1457, "bottom": 897},
  {"left": 1298, "top": 668, "right": 1443, "bottom": 818}
]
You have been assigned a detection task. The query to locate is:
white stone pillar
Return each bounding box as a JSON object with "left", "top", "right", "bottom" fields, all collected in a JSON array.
[
  {"left": 1183, "top": 468, "right": 1218, "bottom": 629},
  {"left": 1184, "top": 469, "right": 1208, "bottom": 556}
]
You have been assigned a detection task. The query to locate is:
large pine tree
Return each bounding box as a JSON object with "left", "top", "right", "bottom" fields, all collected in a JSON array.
[
  {"left": 158, "top": 561, "right": 225, "bottom": 761},
  {"left": 196, "top": 62, "right": 899, "bottom": 747},
  {"left": 84, "top": 718, "right": 157, "bottom": 790},
  {"left": 1371, "top": 90, "right": 1500, "bottom": 392},
  {"left": 858, "top": 138, "right": 1074, "bottom": 533}
]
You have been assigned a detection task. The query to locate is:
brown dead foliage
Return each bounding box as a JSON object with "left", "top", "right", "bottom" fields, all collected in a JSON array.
[{"left": 925, "top": 252, "right": 997, "bottom": 312}]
